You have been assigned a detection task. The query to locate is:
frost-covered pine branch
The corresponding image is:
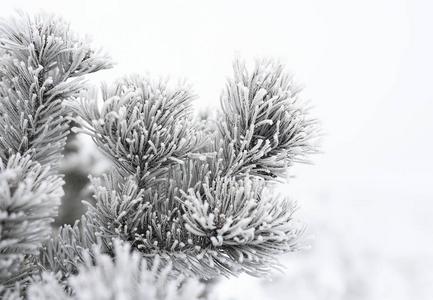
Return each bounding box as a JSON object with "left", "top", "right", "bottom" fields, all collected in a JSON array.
[
  {"left": 0, "top": 11, "right": 111, "bottom": 295},
  {"left": 27, "top": 240, "right": 205, "bottom": 300},
  {"left": 0, "top": 11, "right": 111, "bottom": 169},
  {"left": 72, "top": 75, "right": 208, "bottom": 186},
  {"left": 0, "top": 11, "right": 320, "bottom": 300},
  {"left": 43, "top": 59, "right": 319, "bottom": 282},
  {"left": 2, "top": 240, "right": 204, "bottom": 300},
  {"left": 218, "top": 59, "right": 318, "bottom": 180},
  {"left": 0, "top": 154, "right": 63, "bottom": 290}
]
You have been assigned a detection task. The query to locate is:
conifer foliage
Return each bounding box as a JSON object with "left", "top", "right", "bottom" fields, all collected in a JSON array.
[{"left": 0, "top": 12, "right": 320, "bottom": 299}]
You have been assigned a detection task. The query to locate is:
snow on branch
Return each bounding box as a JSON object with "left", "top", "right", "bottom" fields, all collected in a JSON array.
[
  {"left": 0, "top": 11, "right": 321, "bottom": 299},
  {"left": 181, "top": 175, "right": 305, "bottom": 277},
  {"left": 219, "top": 58, "right": 320, "bottom": 180},
  {"left": 0, "top": 11, "right": 111, "bottom": 295},
  {"left": 0, "top": 154, "right": 63, "bottom": 290},
  {"left": 30, "top": 240, "right": 205, "bottom": 300},
  {"left": 71, "top": 75, "right": 208, "bottom": 187},
  {"left": 49, "top": 58, "right": 319, "bottom": 281},
  {"left": 0, "top": 11, "right": 112, "bottom": 170}
]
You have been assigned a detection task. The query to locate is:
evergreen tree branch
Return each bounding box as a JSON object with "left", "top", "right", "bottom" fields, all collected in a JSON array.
[
  {"left": 0, "top": 11, "right": 112, "bottom": 170},
  {"left": 0, "top": 12, "right": 322, "bottom": 299},
  {"left": 50, "top": 58, "right": 318, "bottom": 280},
  {"left": 70, "top": 75, "right": 208, "bottom": 188},
  {"left": 219, "top": 58, "right": 320, "bottom": 180},
  {"left": 0, "top": 11, "right": 112, "bottom": 296},
  {"left": 0, "top": 154, "right": 63, "bottom": 289},
  {"left": 33, "top": 240, "right": 205, "bottom": 300}
]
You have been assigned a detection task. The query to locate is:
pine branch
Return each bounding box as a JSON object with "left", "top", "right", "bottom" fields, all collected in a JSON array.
[
  {"left": 0, "top": 11, "right": 112, "bottom": 170},
  {"left": 0, "top": 12, "right": 322, "bottom": 298},
  {"left": 219, "top": 58, "right": 320, "bottom": 180},
  {"left": 0, "top": 11, "right": 112, "bottom": 296},
  {"left": 47, "top": 58, "right": 319, "bottom": 281},
  {"left": 33, "top": 240, "right": 205, "bottom": 300},
  {"left": 0, "top": 154, "right": 63, "bottom": 290},
  {"left": 71, "top": 75, "right": 208, "bottom": 188},
  {"left": 40, "top": 215, "right": 99, "bottom": 280}
]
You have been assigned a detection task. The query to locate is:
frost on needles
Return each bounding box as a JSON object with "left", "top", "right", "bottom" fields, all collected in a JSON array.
[
  {"left": 0, "top": 11, "right": 112, "bottom": 295},
  {"left": 0, "top": 12, "right": 320, "bottom": 300}
]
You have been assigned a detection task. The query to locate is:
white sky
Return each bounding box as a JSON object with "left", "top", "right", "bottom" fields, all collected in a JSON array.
[{"left": 1, "top": 1, "right": 432, "bottom": 295}]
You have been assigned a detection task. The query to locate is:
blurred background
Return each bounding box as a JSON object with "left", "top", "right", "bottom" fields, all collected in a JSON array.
[{"left": 2, "top": 1, "right": 432, "bottom": 299}]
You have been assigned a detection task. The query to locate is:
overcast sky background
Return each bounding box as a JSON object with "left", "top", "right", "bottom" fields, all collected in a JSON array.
[{"left": 2, "top": 1, "right": 432, "bottom": 298}]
